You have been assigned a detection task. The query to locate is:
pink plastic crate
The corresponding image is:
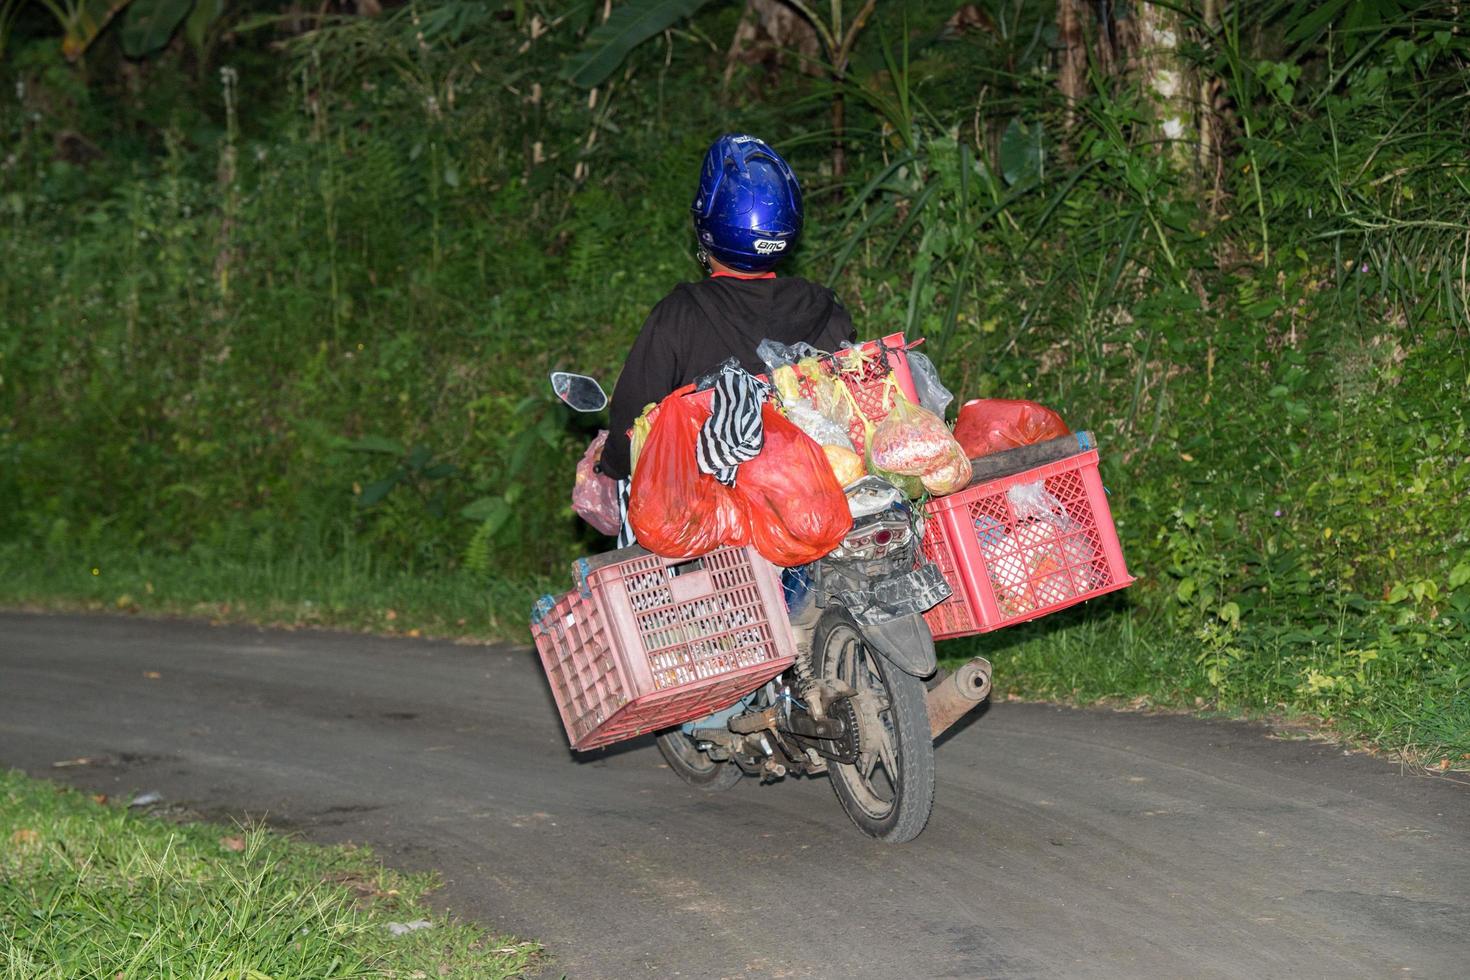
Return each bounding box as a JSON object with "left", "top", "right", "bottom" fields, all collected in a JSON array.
[
  {"left": 531, "top": 545, "right": 796, "bottom": 751},
  {"left": 920, "top": 449, "right": 1134, "bottom": 639}
]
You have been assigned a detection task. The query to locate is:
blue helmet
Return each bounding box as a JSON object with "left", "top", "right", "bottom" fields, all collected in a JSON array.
[{"left": 691, "top": 134, "right": 803, "bottom": 272}]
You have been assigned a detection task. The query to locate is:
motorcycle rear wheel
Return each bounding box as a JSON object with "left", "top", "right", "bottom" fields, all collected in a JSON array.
[
  {"left": 813, "top": 607, "right": 935, "bottom": 843},
  {"left": 655, "top": 731, "right": 745, "bottom": 790}
]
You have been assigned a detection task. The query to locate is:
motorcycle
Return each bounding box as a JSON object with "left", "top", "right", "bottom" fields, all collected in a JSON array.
[{"left": 549, "top": 371, "right": 993, "bottom": 843}]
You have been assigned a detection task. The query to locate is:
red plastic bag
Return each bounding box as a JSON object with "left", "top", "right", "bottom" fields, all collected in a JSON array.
[
  {"left": 735, "top": 402, "right": 852, "bottom": 566},
  {"left": 571, "top": 431, "right": 622, "bottom": 536},
  {"left": 628, "top": 393, "right": 851, "bottom": 566},
  {"left": 954, "top": 399, "right": 1070, "bottom": 458},
  {"left": 628, "top": 393, "right": 749, "bottom": 558}
]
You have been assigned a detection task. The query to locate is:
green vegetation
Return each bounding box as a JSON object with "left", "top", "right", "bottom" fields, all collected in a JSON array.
[
  {"left": 1, "top": 1, "right": 1466, "bottom": 761},
  {"left": 0, "top": 768, "right": 541, "bottom": 978}
]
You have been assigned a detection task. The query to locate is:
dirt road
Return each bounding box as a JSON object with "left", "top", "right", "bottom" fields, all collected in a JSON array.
[{"left": 2, "top": 612, "right": 1465, "bottom": 978}]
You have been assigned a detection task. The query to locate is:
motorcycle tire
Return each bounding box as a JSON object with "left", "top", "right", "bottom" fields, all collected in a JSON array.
[
  {"left": 655, "top": 731, "right": 745, "bottom": 791},
  {"left": 812, "top": 607, "right": 935, "bottom": 843}
]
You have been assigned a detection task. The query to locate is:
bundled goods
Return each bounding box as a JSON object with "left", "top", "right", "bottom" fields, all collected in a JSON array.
[
  {"left": 627, "top": 388, "right": 850, "bottom": 566},
  {"left": 571, "top": 430, "right": 622, "bottom": 535},
  {"left": 823, "top": 444, "right": 867, "bottom": 486},
  {"left": 867, "top": 393, "right": 973, "bottom": 496},
  {"left": 955, "top": 398, "right": 1070, "bottom": 458},
  {"left": 627, "top": 393, "right": 749, "bottom": 557}
]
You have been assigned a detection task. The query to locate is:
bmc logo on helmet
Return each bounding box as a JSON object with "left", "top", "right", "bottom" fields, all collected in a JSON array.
[{"left": 754, "top": 239, "right": 787, "bottom": 254}]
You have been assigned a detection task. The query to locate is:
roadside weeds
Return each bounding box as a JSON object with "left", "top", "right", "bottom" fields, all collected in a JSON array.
[{"left": 0, "top": 769, "right": 544, "bottom": 979}]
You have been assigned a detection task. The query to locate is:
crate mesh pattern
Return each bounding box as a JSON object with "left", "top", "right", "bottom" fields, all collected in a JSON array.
[
  {"left": 922, "top": 450, "right": 1132, "bottom": 638},
  {"left": 533, "top": 546, "right": 795, "bottom": 751}
]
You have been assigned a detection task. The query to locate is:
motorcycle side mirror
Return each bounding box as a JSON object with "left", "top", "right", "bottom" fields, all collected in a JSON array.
[{"left": 550, "top": 372, "right": 609, "bottom": 413}]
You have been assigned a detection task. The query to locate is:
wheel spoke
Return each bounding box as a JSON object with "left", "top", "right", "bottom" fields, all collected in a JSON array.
[
  {"left": 878, "top": 735, "right": 899, "bottom": 784},
  {"left": 812, "top": 610, "right": 936, "bottom": 841}
]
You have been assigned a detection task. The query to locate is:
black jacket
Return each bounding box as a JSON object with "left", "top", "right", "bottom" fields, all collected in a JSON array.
[{"left": 600, "top": 275, "right": 856, "bottom": 481}]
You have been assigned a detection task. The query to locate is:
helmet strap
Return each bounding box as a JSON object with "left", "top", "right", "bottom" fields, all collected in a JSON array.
[{"left": 696, "top": 245, "right": 711, "bottom": 274}]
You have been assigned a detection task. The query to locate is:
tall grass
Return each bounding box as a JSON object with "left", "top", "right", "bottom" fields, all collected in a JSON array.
[{"left": 0, "top": 0, "right": 1465, "bottom": 759}]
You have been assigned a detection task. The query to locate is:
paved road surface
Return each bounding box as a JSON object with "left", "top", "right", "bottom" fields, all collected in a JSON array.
[{"left": 2, "top": 612, "right": 1466, "bottom": 978}]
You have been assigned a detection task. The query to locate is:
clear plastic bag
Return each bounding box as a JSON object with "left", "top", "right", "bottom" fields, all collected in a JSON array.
[
  {"left": 868, "top": 394, "right": 956, "bottom": 475},
  {"left": 571, "top": 431, "right": 622, "bottom": 535},
  {"left": 785, "top": 399, "right": 854, "bottom": 450},
  {"left": 919, "top": 443, "right": 972, "bottom": 496},
  {"left": 1006, "top": 481, "right": 1069, "bottom": 525},
  {"left": 908, "top": 351, "right": 953, "bottom": 420}
]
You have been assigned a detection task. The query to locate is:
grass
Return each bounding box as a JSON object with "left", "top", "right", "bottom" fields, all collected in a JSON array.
[
  {"left": 939, "top": 597, "right": 1470, "bottom": 772},
  {"left": 0, "top": 768, "right": 542, "bottom": 979},
  {"left": 0, "top": 541, "right": 544, "bottom": 644}
]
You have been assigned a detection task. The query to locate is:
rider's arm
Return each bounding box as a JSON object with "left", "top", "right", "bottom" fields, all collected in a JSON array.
[{"left": 600, "top": 299, "right": 684, "bottom": 482}]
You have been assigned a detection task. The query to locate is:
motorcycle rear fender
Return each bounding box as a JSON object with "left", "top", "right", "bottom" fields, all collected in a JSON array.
[{"left": 859, "top": 613, "right": 937, "bottom": 679}]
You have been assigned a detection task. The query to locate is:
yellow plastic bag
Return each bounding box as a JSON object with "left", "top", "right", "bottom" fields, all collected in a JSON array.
[{"left": 628, "top": 402, "right": 657, "bottom": 475}]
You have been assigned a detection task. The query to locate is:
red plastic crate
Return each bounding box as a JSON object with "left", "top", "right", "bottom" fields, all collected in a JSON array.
[
  {"left": 920, "top": 449, "right": 1133, "bottom": 639},
  {"left": 815, "top": 332, "right": 919, "bottom": 455},
  {"left": 531, "top": 545, "right": 796, "bottom": 751},
  {"left": 656, "top": 332, "right": 919, "bottom": 458}
]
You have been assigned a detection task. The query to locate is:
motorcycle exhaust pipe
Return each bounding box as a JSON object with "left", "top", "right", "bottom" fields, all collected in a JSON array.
[{"left": 927, "top": 657, "right": 993, "bottom": 739}]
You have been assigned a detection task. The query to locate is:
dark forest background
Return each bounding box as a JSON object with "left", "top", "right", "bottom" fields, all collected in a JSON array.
[{"left": 1, "top": 0, "right": 1466, "bottom": 760}]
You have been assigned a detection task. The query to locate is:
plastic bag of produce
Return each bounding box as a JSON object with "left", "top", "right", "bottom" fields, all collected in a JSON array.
[
  {"left": 908, "top": 351, "right": 954, "bottom": 419},
  {"left": 954, "top": 398, "right": 1070, "bottom": 458},
  {"left": 628, "top": 403, "right": 656, "bottom": 474},
  {"left": 735, "top": 401, "right": 852, "bottom": 566},
  {"left": 919, "top": 443, "right": 972, "bottom": 496},
  {"left": 629, "top": 391, "right": 850, "bottom": 565},
  {"left": 571, "top": 431, "right": 622, "bottom": 535},
  {"left": 865, "top": 450, "right": 925, "bottom": 499},
  {"left": 823, "top": 444, "right": 866, "bottom": 486},
  {"left": 869, "top": 394, "right": 955, "bottom": 474},
  {"left": 628, "top": 392, "right": 749, "bottom": 557},
  {"left": 786, "top": 400, "right": 854, "bottom": 450}
]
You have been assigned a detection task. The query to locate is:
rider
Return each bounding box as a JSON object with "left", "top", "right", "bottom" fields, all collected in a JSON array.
[{"left": 597, "top": 134, "right": 856, "bottom": 488}]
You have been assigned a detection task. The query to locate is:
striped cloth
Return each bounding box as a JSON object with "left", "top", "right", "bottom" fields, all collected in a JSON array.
[
  {"left": 616, "top": 478, "right": 634, "bottom": 549},
  {"left": 695, "top": 362, "right": 770, "bottom": 487}
]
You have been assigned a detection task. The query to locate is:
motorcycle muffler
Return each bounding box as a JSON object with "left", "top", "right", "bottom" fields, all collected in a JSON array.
[{"left": 927, "top": 657, "right": 993, "bottom": 739}]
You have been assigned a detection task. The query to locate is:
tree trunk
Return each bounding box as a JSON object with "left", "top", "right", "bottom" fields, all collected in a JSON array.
[
  {"left": 1119, "top": 2, "right": 1193, "bottom": 171},
  {"left": 1056, "top": 0, "right": 1087, "bottom": 150},
  {"left": 723, "top": 0, "right": 822, "bottom": 89}
]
